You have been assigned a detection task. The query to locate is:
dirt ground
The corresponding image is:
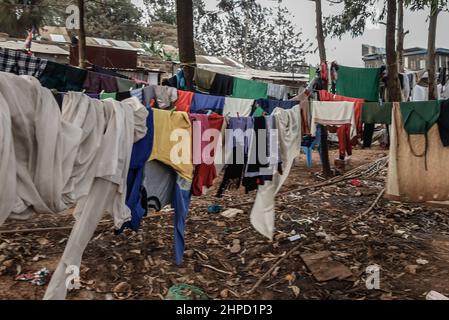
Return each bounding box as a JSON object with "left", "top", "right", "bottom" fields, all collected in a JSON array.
[{"left": 1, "top": 145, "right": 449, "bottom": 300}]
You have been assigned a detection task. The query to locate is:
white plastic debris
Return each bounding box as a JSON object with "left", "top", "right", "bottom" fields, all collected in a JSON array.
[
  {"left": 426, "top": 290, "right": 449, "bottom": 300},
  {"left": 220, "top": 208, "right": 243, "bottom": 218}
]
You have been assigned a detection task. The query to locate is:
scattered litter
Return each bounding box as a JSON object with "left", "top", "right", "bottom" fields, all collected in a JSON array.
[
  {"left": 220, "top": 208, "right": 243, "bottom": 218},
  {"left": 207, "top": 205, "right": 222, "bottom": 214},
  {"left": 15, "top": 268, "right": 50, "bottom": 286},
  {"left": 426, "top": 290, "right": 449, "bottom": 300},
  {"left": 288, "top": 234, "right": 302, "bottom": 242},
  {"left": 416, "top": 258, "right": 429, "bottom": 265},
  {"left": 165, "top": 284, "right": 208, "bottom": 300},
  {"left": 350, "top": 179, "right": 362, "bottom": 187},
  {"left": 230, "top": 239, "right": 241, "bottom": 253}
]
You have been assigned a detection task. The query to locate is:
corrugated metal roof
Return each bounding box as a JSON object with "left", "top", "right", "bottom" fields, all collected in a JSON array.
[
  {"left": 0, "top": 40, "right": 69, "bottom": 55},
  {"left": 194, "top": 55, "right": 308, "bottom": 82}
]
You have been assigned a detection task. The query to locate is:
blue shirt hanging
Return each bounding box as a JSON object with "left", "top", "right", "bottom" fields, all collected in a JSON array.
[
  {"left": 190, "top": 93, "right": 225, "bottom": 114},
  {"left": 116, "top": 107, "right": 154, "bottom": 234},
  {"left": 254, "top": 99, "right": 298, "bottom": 115}
]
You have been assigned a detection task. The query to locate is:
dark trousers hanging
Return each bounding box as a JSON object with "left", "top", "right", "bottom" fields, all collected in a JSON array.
[{"left": 363, "top": 123, "right": 375, "bottom": 148}]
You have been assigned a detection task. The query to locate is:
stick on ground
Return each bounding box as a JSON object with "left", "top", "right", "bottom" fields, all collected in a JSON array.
[{"left": 246, "top": 243, "right": 302, "bottom": 295}]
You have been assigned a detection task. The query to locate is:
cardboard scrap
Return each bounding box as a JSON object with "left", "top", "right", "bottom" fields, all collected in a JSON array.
[{"left": 300, "top": 251, "right": 353, "bottom": 282}]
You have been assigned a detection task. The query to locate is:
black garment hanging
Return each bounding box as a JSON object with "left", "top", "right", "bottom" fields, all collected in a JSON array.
[
  {"left": 210, "top": 73, "right": 234, "bottom": 96},
  {"left": 438, "top": 99, "right": 449, "bottom": 147},
  {"left": 362, "top": 123, "right": 375, "bottom": 148},
  {"left": 116, "top": 91, "right": 132, "bottom": 101},
  {"left": 242, "top": 116, "right": 269, "bottom": 193}
]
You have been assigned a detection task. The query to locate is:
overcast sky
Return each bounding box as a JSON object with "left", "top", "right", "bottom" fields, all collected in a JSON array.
[{"left": 133, "top": 0, "right": 449, "bottom": 67}]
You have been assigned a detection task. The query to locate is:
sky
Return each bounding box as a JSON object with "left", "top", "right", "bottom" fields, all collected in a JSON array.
[{"left": 133, "top": 0, "right": 449, "bottom": 67}]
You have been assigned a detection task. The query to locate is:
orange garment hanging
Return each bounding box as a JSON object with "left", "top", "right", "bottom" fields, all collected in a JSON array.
[{"left": 175, "top": 90, "right": 195, "bottom": 112}]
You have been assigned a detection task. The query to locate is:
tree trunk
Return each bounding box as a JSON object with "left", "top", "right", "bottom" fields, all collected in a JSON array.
[
  {"left": 315, "top": 0, "right": 326, "bottom": 63},
  {"left": 386, "top": 0, "right": 402, "bottom": 102},
  {"left": 397, "top": 0, "right": 405, "bottom": 73},
  {"left": 314, "top": 0, "right": 332, "bottom": 178},
  {"left": 427, "top": 2, "right": 439, "bottom": 100},
  {"left": 176, "top": 0, "right": 196, "bottom": 90},
  {"left": 77, "top": 0, "right": 86, "bottom": 68}
]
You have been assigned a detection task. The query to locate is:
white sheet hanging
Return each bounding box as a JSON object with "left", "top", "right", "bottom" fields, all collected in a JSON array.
[
  {"left": 310, "top": 101, "right": 356, "bottom": 138},
  {"left": 0, "top": 72, "right": 82, "bottom": 222},
  {"left": 0, "top": 71, "right": 148, "bottom": 299},
  {"left": 223, "top": 97, "right": 253, "bottom": 117},
  {"left": 412, "top": 84, "right": 442, "bottom": 101},
  {"left": 44, "top": 95, "right": 147, "bottom": 300}
]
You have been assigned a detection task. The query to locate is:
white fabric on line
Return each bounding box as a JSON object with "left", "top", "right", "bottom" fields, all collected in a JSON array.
[
  {"left": 267, "top": 83, "right": 288, "bottom": 101},
  {"left": 223, "top": 97, "right": 253, "bottom": 117},
  {"left": 250, "top": 105, "right": 302, "bottom": 240},
  {"left": 44, "top": 95, "right": 147, "bottom": 300},
  {"left": 412, "top": 84, "right": 442, "bottom": 101},
  {"left": 310, "top": 100, "right": 356, "bottom": 138},
  {"left": 0, "top": 71, "right": 147, "bottom": 299},
  {"left": 0, "top": 72, "right": 82, "bottom": 221}
]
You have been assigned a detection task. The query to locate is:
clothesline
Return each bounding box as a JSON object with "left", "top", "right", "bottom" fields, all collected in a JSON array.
[{"left": 3, "top": 64, "right": 449, "bottom": 301}]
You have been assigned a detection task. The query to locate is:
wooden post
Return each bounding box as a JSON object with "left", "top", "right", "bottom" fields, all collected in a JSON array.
[
  {"left": 176, "top": 0, "right": 196, "bottom": 90},
  {"left": 77, "top": 0, "right": 86, "bottom": 68},
  {"left": 314, "top": 0, "right": 332, "bottom": 177}
]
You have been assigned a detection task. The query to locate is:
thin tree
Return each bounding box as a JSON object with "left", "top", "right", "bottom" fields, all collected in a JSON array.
[
  {"left": 406, "top": 0, "right": 448, "bottom": 99},
  {"left": 397, "top": 0, "right": 409, "bottom": 73},
  {"left": 427, "top": 0, "right": 439, "bottom": 100},
  {"left": 175, "top": 0, "right": 196, "bottom": 90},
  {"left": 385, "top": 0, "right": 402, "bottom": 102},
  {"left": 77, "top": 0, "right": 86, "bottom": 68},
  {"left": 312, "top": 0, "right": 332, "bottom": 177}
]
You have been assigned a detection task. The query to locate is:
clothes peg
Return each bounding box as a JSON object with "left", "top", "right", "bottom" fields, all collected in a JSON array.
[
  {"left": 206, "top": 110, "right": 213, "bottom": 115},
  {"left": 225, "top": 112, "right": 231, "bottom": 117},
  {"left": 129, "top": 87, "right": 133, "bottom": 91},
  {"left": 237, "top": 112, "right": 240, "bottom": 119},
  {"left": 81, "top": 89, "right": 86, "bottom": 93},
  {"left": 100, "top": 90, "right": 105, "bottom": 95},
  {"left": 170, "top": 107, "right": 176, "bottom": 115}
]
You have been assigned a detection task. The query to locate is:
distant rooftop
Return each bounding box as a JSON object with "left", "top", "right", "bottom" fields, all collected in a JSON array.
[
  {"left": 0, "top": 39, "right": 69, "bottom": 55},
  {"left": 362, "top": 44, "right": 449, "bottom": 60}
]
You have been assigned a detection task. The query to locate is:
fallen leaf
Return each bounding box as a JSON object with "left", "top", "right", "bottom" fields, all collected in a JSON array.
[
  {"left": 113, "top": 282, "right": 130, "bottom": 293},
  {"left": 405, "top": 265, "right": 418, "bottom": 274},
  {"left": 285, "top": 273, "right": 296, "bottom": 285},
  {"left": 37, "top": 238, "right": 49, "bottom": 246},
  {"left": 288, "top": 285, "right": 300, "bottom": 297},
  {"left": 220, "top": 289, "right": 229, "bottom": 298}
]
